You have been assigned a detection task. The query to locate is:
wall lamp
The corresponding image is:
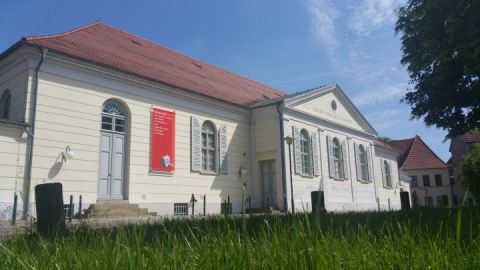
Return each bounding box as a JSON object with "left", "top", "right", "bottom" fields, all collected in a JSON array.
[{"left": 61, "top": 146, "right": 75, "bottom": 162}]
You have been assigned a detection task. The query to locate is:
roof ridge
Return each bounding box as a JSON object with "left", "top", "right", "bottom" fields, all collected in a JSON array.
[
  {"left": 22, "top": 21, "right": 103, "bottom": 41},
  {"left": 398, "top": 137, "right": 415, "bottom": 168},
  {"left": 99, "top": 23, "right": 286, "bottom": 97},
  {"left": 415, "top": 136, "right": 448, "bottom": 166}
]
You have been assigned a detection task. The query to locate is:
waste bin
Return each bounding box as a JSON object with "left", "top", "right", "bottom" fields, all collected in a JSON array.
[
  {"left": 311, "top": 191, "right": 325, "bottom": 213},
  {"left": 35, "top": 183, "right": 65, "bottom": 236}
]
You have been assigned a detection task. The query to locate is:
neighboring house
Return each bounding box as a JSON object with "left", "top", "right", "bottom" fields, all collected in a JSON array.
[
  {"left": 0, "top": 22, "right": 406, "bottom": 220},
  {"left": 449, "top": 130, "right": 479, "bottom": 205},
  {"left": 387, "top": 136, "right": 451, "bottom": 207}
]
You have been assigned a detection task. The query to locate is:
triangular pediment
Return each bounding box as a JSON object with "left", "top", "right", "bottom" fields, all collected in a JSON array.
[{"left": 285, "top": 84, "right": 377, "bottom": 135}]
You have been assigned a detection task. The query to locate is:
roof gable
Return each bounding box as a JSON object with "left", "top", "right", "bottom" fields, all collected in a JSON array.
[
  {"left": 21, "top": 22, "right": 285, "bottom": 107},
  {"left": 284, "top": 84, "right": 377, "bottom": 135},
  {"left": 387, "top": 136, "right": 448, "bottom": 170}
]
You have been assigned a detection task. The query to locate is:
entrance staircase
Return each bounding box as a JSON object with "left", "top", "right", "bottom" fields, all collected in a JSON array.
[{"left": 84, "top": 200, "right": 156, "bottom": 219}]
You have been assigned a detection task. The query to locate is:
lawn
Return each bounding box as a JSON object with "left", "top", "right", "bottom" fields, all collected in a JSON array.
[{"left": 1, "top": 207, "right": 479, "bottom": 269}]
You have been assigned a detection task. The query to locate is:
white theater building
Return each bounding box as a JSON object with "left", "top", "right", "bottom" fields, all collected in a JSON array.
[{"left": 0, "top": 22, "right": 410, "bottom": 220}]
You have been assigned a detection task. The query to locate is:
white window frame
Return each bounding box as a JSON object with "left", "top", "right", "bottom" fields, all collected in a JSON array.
[
  {"left": 332, "top": 138, "right": 344, "bottom": 179},
  {"left": 201, "top": 121, "right": 217, "bottom": 173},
  {"left": 358, "top": 145, "right": 368, "bottom": 181},
  {"left": 384, "top": 160, "right": 392, "bottom": 188},
  {"left": 0, "top": 90, "right": 12, "bottom": 120},
  {"left": 300, "top": 129, "right": 311, "bottom": 175}
]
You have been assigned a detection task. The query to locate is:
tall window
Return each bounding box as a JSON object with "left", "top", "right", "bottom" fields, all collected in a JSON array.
[
  {"left": 101, "top": 100, "right": 126, "bottom": 133},
  {"left": 332, "top": 138, "right": 343, "bottom": 179},
  {"left": 358, "top": 145, "right": 368, "bottom": 181},
  {"left": 300, "top": 129, "right": 311, "bottom": 174},
  {"left": 201, "top": 121, "right": 216, "bottom": 172},
  {"left": 435, "top": 174, "right": 442, "bottom": 186},
  {"left": 384, "top": 160, "right": 392, "bottom": 187},
  {"left": 424, "top": 196, "right": 433, "bottom": 207},
  {"left": 411, "top": 176, "right": 418, "bottom": 188},
  {"left": 423, "top": 175, "right": 430, "bottom": 187},
  {"left": 0, "top": 90, "right": 12, "bottom": 120}
]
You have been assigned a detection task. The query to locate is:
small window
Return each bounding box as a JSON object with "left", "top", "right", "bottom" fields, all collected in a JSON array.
[
  {"left": 435, "top": 174, "right": 442, "bottom": 186},
  {"left": 300, "top": 129, "right": 311, "bottom": 175},
  {"left": 201, "top": 121, "right": 217, "bottom": 172},
  {"left": 436, "top": 195, "right": 448, "bottom": 207},
  {"left": 411, "top": 176, "right": 418, "bottom": 188},
  {"left": 173, "top": 203, "right": 188, "bottom": 215},
  {"left": 384, "top": 160, "right": 392, "bottom": 188},
  {"left": 424, "top": 196, "right": 433, "bottom": 207},
  {"left": 423, "top": 175, "right": 430, "bottom": 187},
  {"left": 0, "top": 90, "right": 12, "bottom": 120},
  {"left": 332, "top": 138, "right": 343, "bottom": 179}
]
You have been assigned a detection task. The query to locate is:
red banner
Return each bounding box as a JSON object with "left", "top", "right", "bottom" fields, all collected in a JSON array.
[{"left": 150, "top": 108, "right": 175, "bottom": 172}]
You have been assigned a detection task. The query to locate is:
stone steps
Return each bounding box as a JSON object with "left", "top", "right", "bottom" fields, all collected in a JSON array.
[{"left": 85, "top": 200, "right": 156, "bottom": 219}]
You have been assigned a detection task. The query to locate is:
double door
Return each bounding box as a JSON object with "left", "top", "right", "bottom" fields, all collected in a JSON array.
[{"left": 98, "top": 132, "right": 125, "bottom": 199}]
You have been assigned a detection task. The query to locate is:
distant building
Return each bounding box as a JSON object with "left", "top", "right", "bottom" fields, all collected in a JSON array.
[
  {"left": 387, "top": 136, "right": 451, "bottom": 207},
  {"left": 449, "top": 130, "right": 479, "bottom": 205}
]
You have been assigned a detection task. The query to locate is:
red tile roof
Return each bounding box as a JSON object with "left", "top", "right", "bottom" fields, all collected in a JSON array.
[
  {"left": 373, "top": 139, "right": 402, "bottom": 153},
  {"left": 462, "top": 130, "right": 480, "bottom": 143},
  {"left": 22, "top": 22, "right": 285, "bottom": 107},
  {"left": 386, "top": 135, "right": 448, "bottom": 170}
]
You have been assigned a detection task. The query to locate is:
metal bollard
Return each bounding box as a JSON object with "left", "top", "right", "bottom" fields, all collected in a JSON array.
[
  {"left": 78, "top": 195, "right": 82, "bottom": 219},
  {"left": 69, "top": 195, "right": 73, "bottom": 223},
  {"left": 12, "top": 192, "right": 18, "bottom": 225},
  {"left": 203, "top": 195, "right": 206, "bottom": 216},
  {"left": 190, "top": 194, "right": 197, "bottom": 217},
  {"left": 227, "top": 195, "right": 231, "bottom": 214}
]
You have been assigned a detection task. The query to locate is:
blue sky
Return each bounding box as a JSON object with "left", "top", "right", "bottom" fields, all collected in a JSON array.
[{"left": 0, "top": 0, "right": 451, "bottom": 161}]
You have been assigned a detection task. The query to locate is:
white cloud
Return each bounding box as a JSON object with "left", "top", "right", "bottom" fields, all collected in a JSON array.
[
  {"left": 303, "top": 0, "right": 339, "bottom": 60},
  {"left": 348, "top": 0, "right": 405, "bottom": 35},
  {"left": 352, "top": 83, "right": 407, "bottom": 106}
]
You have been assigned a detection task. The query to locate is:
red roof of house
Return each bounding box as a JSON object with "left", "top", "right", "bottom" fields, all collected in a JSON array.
[
  {"left": 373, "top": 139, "right": 401, "bottom": 153},
  {"left": 386, "top": 135, "right": 448, "bottom": 170},
  {"left": 462, "top": 130, "right": 480, "bottom": 143},
  {"left": 22, "top": 22, "right": 285, "bottom": 107}
]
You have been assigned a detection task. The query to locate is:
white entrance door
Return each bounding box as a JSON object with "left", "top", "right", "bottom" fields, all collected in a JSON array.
[
  {"left": 98, "top": 132, "right": 125, "bottom": 199},
  {"left": 98, "top": 100, "right": 127, "bottom": 200},
  {"left": 260, "top": 160, "right": 277, "bottom": 208}
]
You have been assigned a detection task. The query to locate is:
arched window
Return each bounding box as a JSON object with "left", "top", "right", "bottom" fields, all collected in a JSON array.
[
  {"left": 201, "top": 121, "right": 216, "bottom": 172},
  {"left": 0, "top": 90, "right": 12, "bottom": 120},
  {"left": 359, "top": 145, "right": 368, "bottom": 181},
  {"left": 300, "top": 129, "right": 311, "bottom": 174},
  {"left": 101, "top": 100, "right": 126, "bottom": 133},
  {"left": 332, "top": 138, "right": 343, "bottom": 179},
  {"left": 384, "top": 160, "right": 392, "bottom": 187}
]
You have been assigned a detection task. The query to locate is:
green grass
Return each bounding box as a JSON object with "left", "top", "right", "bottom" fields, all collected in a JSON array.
[{"left": 1, "top": 207, "right": 480, "bottom": 269}]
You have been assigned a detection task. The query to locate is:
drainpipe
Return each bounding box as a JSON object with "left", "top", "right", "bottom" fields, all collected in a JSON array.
[
  {"left": 23, "top": 47, "right": 48, "bottom": 219},
  {"left": 276, "top": 102, "right": 288, "bottom": 212}
]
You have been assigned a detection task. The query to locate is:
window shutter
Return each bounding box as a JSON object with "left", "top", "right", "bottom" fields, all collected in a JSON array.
[
  {"left": 293, "top": 126, "right": 302, "bottom": 174},
  {"left": 380, "top": 159, "right": 386, "bottom": 188},
  {"left": 190, "top": 116, "right": 201, "bottom": 172},
  {"left": 342, "top": 140, "right": 349, "bottom": 180},
  {"left": 367, "top": 146, "right": 374, "bottom": 182},
  {"left": 354, "top": 143, "right": 362, "bottom": 181},
  {"left": 311, "top": 131, "right": 320, "bottom": 176},
  {"left": 388, "top": 161, "right": 393, "bottom": 187},
  {"left": 219, "top": 125, "right": 228, "bottom": 174},
  {"left": 327, "top": 135, "right": 335, "bottom": 178}
]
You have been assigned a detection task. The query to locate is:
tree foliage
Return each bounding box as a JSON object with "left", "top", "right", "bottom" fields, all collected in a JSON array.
[
  {"left": 461, "top": 143, "right": 480, "bottom": 200},
  {"left": 396, "top": 0, "right": 480, "bottom": 138},
  {"left": 378, "top": 136, "right": 392, "bottom": 142}
]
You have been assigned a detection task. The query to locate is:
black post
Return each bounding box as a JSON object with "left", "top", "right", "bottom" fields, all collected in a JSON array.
[
  {"left": 227, "top": 195, "right": 231, "bottom": 214},
  {"left": 288, "top": 143, "right": 295, "bottom": 214},
  {"left": 78, "top": 195, "right": 82, "bottom": 219},
  {"left": 69, "top": 195, "right": 73, "bottom": 223},
  {"left": 190, "top": 194, "right": 196, "bottom": 217},
  {"left": 248, "top": 196, "right": 252, "bottom": 216},
  {"left": 12, "top": 192, "right": 18, "bottom": 225},
  {"left": 203, "top": 194, "right": 206, "bottom": 216},
  {"left": 35, "top": 183, "right": 65, "bottom": 236}
]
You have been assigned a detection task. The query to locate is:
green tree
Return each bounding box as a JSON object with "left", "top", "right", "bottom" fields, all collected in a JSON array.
[
  {"left": 461, "top": 143, "right": 480, "bottom": 199},
  {"left": 411, "top": 191, "right": 419, "bottom": 208},
  {"left": 378, "top": 136, "right": 392, "bottom": 142},
  {"left": 395, "top": 0, "right": 480, "bottom": 138}
]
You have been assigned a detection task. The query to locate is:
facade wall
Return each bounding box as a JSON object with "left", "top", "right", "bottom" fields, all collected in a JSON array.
[
  {"left": 0, "top": 124, "right": 28, "bottom": 220},
  {"left": 374, "top": 147, "right": 405, "bottom": 211},
  {"left": 24, "top": 59, "right": 252, "bottom": 216},
  {"left": 0, "top": 59, "right": 29, "bottom": 122},
  {"left": 405, "top": 168, "right": 452, "bottom": 207}
]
